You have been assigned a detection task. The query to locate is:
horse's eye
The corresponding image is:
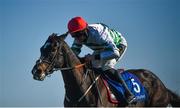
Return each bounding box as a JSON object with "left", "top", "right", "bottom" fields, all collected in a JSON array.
[{"left": 44, "top": 42, "right": 51, "bottom": 49}]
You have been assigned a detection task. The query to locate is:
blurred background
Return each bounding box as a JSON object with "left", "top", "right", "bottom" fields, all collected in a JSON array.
[{"left": 0, "top": 0, "right": 180, "bottom": 107}]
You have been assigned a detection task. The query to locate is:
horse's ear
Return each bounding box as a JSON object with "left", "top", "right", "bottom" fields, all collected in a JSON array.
[
  {"left": 47, "top": 33, "right": 57, "bottom": 42},
  {"left": 59, "top": 32, "right": 69, "bottom": 40}
]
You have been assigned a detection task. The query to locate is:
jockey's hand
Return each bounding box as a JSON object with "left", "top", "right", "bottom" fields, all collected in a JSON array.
[{"left": 84, "top": 54, "right": 94, "bottom": 63}]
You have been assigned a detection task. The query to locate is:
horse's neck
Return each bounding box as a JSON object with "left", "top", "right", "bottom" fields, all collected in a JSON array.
[
  {"left": 62, "top": 41, "right": 82, "bottom": 69},
  {"left": 61, "top": 41, "right": 102, "bottom": 106},
  {"left": 61, "top": 41, "right": 84, "bottom": 89}
]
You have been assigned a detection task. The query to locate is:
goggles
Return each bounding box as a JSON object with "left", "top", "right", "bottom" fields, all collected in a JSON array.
[{"left": 71, "top": 30, "right": 87, "bottom": 38}]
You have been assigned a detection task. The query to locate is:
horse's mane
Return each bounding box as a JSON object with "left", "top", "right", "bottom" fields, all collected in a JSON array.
[
  {"left": 48, "top": 33, "right": 82, "bottom": 66},
  {"left": 61, "top": 40, "right": 81, "bottom": 65}
]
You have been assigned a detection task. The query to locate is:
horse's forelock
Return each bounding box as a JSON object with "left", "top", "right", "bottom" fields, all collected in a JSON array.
[
  {"left": 48, "top": 32, "right": 68, "bottom": 43},
  {"left": 47, "top": 34, "right": 58, "bottom": 42}
]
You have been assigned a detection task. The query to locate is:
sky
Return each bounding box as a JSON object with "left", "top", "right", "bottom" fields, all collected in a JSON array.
[{"left": 0, "top": 0, "right": 180, "bottom": 107}]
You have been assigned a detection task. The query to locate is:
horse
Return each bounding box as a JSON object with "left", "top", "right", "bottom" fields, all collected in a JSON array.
[{"left": 31, "top": 33, "right": 180, "bottom": 107}]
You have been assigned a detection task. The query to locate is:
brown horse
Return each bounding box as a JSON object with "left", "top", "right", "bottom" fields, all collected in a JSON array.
[{"left": 31, "top": 33, "right": 180, "bottom": 107}]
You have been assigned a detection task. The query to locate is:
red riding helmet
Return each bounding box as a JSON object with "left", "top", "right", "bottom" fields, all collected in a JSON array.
[{"left": 68, "top": 16, "right": 88, "bottom": 33}]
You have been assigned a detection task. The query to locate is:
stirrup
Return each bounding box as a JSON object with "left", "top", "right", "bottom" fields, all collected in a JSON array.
[{"left": 127, "top": 96, "right": 136, "bottom": 104}]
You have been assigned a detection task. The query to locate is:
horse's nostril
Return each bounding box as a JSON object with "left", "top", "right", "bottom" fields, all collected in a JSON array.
[
  {"left": 33, "top": 75, "right": 38, "bottom": 80},
  {"left": 33, "top": 73, "right": 45, "bottom": 81}
]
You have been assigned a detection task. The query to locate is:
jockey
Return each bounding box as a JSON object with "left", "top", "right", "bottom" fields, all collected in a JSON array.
[{"left": 67, "top": 16, "right": 136, "bottom": 104}]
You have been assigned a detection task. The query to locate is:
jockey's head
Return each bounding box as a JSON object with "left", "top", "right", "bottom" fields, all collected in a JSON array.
[{"left": 68, "top": 16, "right": 88, "bottom": 43}]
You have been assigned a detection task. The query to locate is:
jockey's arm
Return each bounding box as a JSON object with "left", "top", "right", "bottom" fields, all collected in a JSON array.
[
  {"left": 71, "top": 40, "right": 83, "bottom": 55},
  {"left": 95, "top": 43, "right": 120, "bottom": 61}
]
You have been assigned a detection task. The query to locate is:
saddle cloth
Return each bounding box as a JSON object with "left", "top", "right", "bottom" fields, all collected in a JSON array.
[{"left": 102, "top": 70, "right": 148, "bottom": 104}]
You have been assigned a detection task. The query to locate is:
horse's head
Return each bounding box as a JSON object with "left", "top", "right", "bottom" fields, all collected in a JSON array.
[{"left": 32, "top": 33, "right": 67, "bottom": 81}]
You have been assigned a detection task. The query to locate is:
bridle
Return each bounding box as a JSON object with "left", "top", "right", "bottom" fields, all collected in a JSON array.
[
  {"left": 36, "top": 39, "right": 86, "bottom": 74},
  {"left": 34, "top": 37, "right": 102, "bottom": 105},
  {"left": 35, "top": 40, "right": 62, "bottom": 75}
]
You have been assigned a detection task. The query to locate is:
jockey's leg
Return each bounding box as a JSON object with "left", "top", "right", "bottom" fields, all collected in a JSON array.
[
  {"left": 104, "top": 68, "right": 136, "bottom": 104},
  {"left": 100, "top": 56, "right": 136, "bottom": 104},
  {"left": 91, "top": 45, "right": 136, "bottom": 103}
]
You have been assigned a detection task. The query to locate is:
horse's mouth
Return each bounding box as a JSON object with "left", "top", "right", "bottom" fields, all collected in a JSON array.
[
  {"left": 32, "top": 68, "right": 46, "bottom": 81},
  {"left": 33, "top": 73, "right": 46, "bottom": 81}
]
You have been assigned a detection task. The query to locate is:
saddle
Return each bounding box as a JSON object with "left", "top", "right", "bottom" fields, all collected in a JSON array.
[
  {"left": 83, "top": 60, "right": 148, "bottom": 105},
  {"left": 100, "top": 69, "right": 148, "bottom": 104}
]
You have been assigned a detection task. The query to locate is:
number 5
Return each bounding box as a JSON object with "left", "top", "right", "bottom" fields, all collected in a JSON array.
[{"left": 131, "top": 78, "right": 141, "bottom": 93}]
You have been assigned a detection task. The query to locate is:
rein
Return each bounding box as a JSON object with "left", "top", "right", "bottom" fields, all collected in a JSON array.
[
  {"left": 59, "top": 63, "right": 85, "bottom": 71},
  {"left": 55, "top": 62, "right": 101, "bottom": 104},
  {"left": 52, "top": 63, "right": 102, "bottom": 104},
  {"left": 38, "top": 38, "right": 86, "bottom": 73},
  {"left": 65, "top": 74, "right": 101, "bottom": 103}
]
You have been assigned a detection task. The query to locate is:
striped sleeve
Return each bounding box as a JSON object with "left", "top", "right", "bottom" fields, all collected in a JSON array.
[
  {"left": 71, "top": 40, "right": 82, "bottom": 55},
  {"left": 99, "top": 42, "right": 120, "bottom": 60}
]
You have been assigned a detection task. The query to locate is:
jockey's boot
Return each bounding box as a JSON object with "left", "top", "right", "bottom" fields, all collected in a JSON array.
[{"left": 105, "top": 68, "right": 136, "bottom": 104}]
